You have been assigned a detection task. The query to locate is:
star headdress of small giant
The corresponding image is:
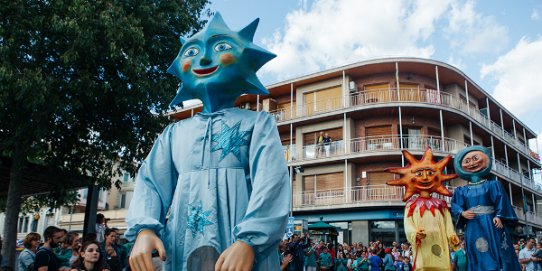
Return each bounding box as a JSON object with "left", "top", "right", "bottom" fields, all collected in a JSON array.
[{"left": 167, "top": 12, "right": 276, "bottom": 113}]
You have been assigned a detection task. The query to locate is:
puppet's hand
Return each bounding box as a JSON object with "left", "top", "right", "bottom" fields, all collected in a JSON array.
[
  {"left": 461, "top": 210, "right": 476, "bottom": 219},
  {"left": 493, "top": 217, "right": 503, "bottom": 228},
  {"left": 215, "top": 240, "right": 255, "bottom": 271},
  {"left": 129, "top": 230, "right": 166, "bottom": 271},
  {"left": 449, "top": 235, "right": 460, "bottom": 251},
  {"left": 415, "top": 230, "right": 426, "bottom": 243}
]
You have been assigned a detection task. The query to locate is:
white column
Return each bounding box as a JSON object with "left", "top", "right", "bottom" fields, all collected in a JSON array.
[
  {"left": 440, "top": 110, "right": 445, "bottom": 151},
  {"left": 509, "top": 182, "right": 514, "bottom": 203},
  {"left": 465, "top": 80, "right": 470, "bottom": 114},
  {"left": 469, "top": 122, "right": 474, "bottom": 145},
  {"left": 499, "top": 108, "right": 504, "bottom": 137},
  {"left": 435, "top": 66, "right": 440, "bottom": 96},
  {"left": 399, "top": 107, "right": 404, "bottom": 166},
  {"left": 256, "top": 95, "right": 260, "bottom": 112}
]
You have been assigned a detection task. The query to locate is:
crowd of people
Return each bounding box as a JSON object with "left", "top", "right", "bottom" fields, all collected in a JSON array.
[
  {"left": 279, "top": 233, "right": 542, "bottom": 271},
  {"left": 13, "top": 213, "right": 132, "bottom": 271}
]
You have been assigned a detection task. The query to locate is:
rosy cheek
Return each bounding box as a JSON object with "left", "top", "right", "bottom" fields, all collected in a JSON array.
[
  {"left": 220, "top": 53, "right": 237, "bottom": 65},
  {"left": 182, "top": 60, "right": 191, "bottom": 72}
]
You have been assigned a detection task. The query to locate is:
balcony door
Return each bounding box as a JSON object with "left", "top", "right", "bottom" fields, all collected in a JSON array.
[
  {"left": 407, "top": 128, "right": 422, "bottom": 150},
  {"left": 302, "top": 172, "right": 344, "bottom": 205}
]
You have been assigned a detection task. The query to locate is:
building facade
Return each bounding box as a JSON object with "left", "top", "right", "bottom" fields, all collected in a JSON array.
[{"left": 169, "top": 57, "right": 541, "bottom": 245}]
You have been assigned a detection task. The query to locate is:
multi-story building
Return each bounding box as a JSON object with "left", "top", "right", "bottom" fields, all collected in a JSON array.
[{"left": 169, "top": 57, "right": 542, "bottom": 245}]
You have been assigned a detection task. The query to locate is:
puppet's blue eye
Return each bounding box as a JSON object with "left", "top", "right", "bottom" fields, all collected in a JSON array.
[
  {"left": 214, "top": 42, "right": 232, "bottom": 52},
  {"left": 184, "top": 47, "right": 199, "bottom": 57}
]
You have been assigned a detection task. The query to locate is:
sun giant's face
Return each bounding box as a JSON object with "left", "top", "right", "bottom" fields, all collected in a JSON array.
[{"left": 386, "top": 149, "right": 457, "bottom": 201}]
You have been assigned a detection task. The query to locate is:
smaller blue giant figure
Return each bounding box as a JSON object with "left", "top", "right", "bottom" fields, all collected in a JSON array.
[
  {"left": 451, "top": 146, "right": 521, "bottom": 271},
  {"left": 125, "top": 13, "right": 290, "bottom": 271}
]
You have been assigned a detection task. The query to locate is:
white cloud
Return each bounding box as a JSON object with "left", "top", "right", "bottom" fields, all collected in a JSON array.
[
  {"left": 261, "top": 0, "right": 452, "bottom": 81},
  {"left": 532, "top": 9, "right": 541, "bottom": 21},
  {"left": 481, "top": 37, "right": 542, "bottom": 117},
  {"left": 445, "top": 0, "right": 509, "bottom": 54}
]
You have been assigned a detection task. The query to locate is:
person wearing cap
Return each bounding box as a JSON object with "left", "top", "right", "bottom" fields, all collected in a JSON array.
[
  {"left": 382, "top": 248, "right": 395, "bottom": 271},
  {"left": 451, "top": 145, "right": 521, "bottom": 271}
]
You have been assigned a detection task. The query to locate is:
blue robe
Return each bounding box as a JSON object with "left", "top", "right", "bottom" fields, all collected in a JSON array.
[
  {"left": 451, "top": 179, "right": 521, "bottom": 271},
  {"left": 125, "top": 108, "right": 290, "bottom": 270}
]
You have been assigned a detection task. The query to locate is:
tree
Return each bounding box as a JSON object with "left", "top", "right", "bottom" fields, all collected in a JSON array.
[{"left": 0, "top": 0, "right": 210, "bottom": 266}]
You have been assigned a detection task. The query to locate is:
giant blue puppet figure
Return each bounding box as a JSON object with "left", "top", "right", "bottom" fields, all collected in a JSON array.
[
  {"left": 451, "top": 145, "right": 521, "bottom": 271},
  {"left": 125, "top": 13, "right": 290, "bottom": 271}
]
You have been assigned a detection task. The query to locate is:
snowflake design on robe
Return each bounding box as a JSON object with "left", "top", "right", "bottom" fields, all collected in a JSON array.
[
  {"left": 187, "top": 201, "right": 213, "bottom": 237},
  {"left": 211, "top": 121, "right": 250, "bottom": 161}
]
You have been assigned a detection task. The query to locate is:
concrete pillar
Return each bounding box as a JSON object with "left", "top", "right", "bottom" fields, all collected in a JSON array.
[{"left": 351, "top": 220, "right": 369, "bottom": 244}]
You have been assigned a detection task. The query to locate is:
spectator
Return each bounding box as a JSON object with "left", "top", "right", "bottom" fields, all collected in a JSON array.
[
  {"left": 353, "top": 251, "right": 370, "bottom": 271},
  {"left": 71, "top": 240, "right": 108, "bottom": 271},
  {"left": 316, "top": 131, "right": 324, "bottom": 157},
  {"left": 95, "top": 214, "right": 106, "bottom": 243},
  {"left": 398, "top": 256, "right": 412, "bottom": 271},
  {"left": 369, "top": 248, "right": 383, "bottom": 271},
  {"left": 452, "top": 241, "right": 467, "bottom": 271},
  {"left": 110, "top": 228, "right": 127, "bottom": 271},
  {"left": 335, "top": 251, "right": 348, "bottom": 271},
  {"left": 18, "top": 232, "right": 41, "bottom": 271},
  {"left": 34, "top": 226, "right": 69, "bottom": 271},
  {"left": 280, "top": 251, "right": 293, "bottom": 271},
  {"left": 286, "top": 233, "right": 309, "bottom": 270},
  {"left": 304, "top": 240, "right": 317, "bottom": 271},
  {"left": 55, "top": 232, "right": 81, "bottom": 268},
  {"left": 382, "top": 248, "right": 395, "bottom": 271},
  {"left": 101, "top": 228, "right": 121, "bottom": 271},
  {"left": 323, "top": 133, "right": 332, "bottom": 157},
  {"left": 319, "top": 246, "right": 333, "bottom": 270},
  {"left": 519, "top": 238, "right": 540, "bottom": 271},
  {"left": 534, "top": 242, "right": 542, "bottom": 271}
]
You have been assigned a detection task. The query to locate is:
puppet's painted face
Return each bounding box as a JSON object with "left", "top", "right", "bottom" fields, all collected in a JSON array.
[
  {"left": 167, "top": 13, "right": 275, "bottom": 111},
  {"left": 460, "top": 150, "right": 490, "bottom": 173},
  {"left": 386, "top": 149, "right": 457, "bottom": 201}
]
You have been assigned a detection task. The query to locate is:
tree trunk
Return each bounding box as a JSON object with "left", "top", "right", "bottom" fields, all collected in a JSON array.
[{"left": 2, "top": 144, "right": 26, "bottom": 268}]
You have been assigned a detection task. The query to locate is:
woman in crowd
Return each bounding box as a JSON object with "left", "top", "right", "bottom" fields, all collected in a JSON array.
[
  {"left": 382, "top": 248, "right": 395, "bottom": 271},
  {"left": 335, "top": 251, "right": 348, "bottom": 271},
  {"left": 18, "top": 232, "right": 41, "bottom": 271},
  {"left": 101, "top": 228, "right": 121, "bottom": 271},
  {"left": 56, "top": 232, "right": 81, "bottom": 268},
  {"left": 71, "top": 241, "right": 108, "bottom": 271}
]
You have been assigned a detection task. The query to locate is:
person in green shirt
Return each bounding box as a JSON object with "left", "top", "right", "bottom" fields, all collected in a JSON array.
[
  {"left": 452, "top": 242, "right": 467, "bottom": 271},
  {"left": 353, "top": 251, "right": 370, "bottom": 271},
  {"left": 319, "top": 247, "right": 333, "bottom": 270},
  {"left": 335, "top": 251, "right": 348, "bottom": 271},
  {"left": 304, "top": 240, "right": 318, "bottom": 271}
]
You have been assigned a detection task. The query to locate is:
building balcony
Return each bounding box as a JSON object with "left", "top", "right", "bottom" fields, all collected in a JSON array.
[
  {"left": 293, "top": 185, "right": 542, "bottom": 227},
  {"left": 269, "top": 88, "right": 537, "bottom": 160},
  {"left": 293, "top": 184, "right": 405, "bottom": 211},
  {"left": 512, "top": 206, "right": 542, "bottom": 227},
  {"left": 284, "top": 135, "right": 541, "bottom": 193},
  {"left": 285, "top": 135, "right": 467, "bottom": 162},
  {"left": 493, "top": 160, "right": 541, "bottom": 192}
]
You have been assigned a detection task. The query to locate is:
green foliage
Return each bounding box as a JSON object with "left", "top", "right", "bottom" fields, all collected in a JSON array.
[{"left": 0, "top": 0, "right": 211, "bottom": 196}]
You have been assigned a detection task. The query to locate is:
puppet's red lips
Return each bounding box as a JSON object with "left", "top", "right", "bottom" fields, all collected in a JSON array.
[{"left": 192, "top": 66, "right": 219, "bottom": 76}]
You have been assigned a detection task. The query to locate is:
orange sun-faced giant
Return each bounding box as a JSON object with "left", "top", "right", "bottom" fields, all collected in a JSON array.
[{"left": 386, "top": 148, "right": 457, "bottom": 217}]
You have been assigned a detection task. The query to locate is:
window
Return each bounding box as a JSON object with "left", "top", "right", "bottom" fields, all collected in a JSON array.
[{"left": 119, "top": 191, "right": 134, "bottom": 209}]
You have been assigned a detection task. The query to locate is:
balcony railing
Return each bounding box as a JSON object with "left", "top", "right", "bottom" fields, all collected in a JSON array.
[
  {"left": 293, "top": 184, "right": 454, "bottom": 209},
  {"left": 492, "top": 160, "right": 541, "bottom": 192},
  {"left": 268, "top": 87, "right": 537, "bottom": 159},
  {"left": 290, "top": 135, "right": 468, "bottom": 162},
  {"left": 513, "top": 206, "right": 542, "bottom": 226},
  {"left": 293, "top": 184, "right": 405, "bottom": 208}
]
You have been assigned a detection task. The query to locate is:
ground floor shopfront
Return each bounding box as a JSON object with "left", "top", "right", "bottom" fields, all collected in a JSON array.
[{"left": 294, "top": 208, "right": 540, "bottom": 246}]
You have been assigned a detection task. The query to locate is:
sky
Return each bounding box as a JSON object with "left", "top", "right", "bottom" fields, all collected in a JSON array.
[{"left": 207, "top": 0, "right": 542, "bottom": 169}]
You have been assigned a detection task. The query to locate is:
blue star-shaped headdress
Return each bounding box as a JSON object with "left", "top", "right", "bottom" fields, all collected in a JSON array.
[{"left": 167, "top": 13, "right": 276, "bottom": 112}]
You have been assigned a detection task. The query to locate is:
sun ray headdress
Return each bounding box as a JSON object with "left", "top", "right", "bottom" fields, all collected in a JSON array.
[{"left": 386, "top": 148, "right": 457, "bottom": 217}]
